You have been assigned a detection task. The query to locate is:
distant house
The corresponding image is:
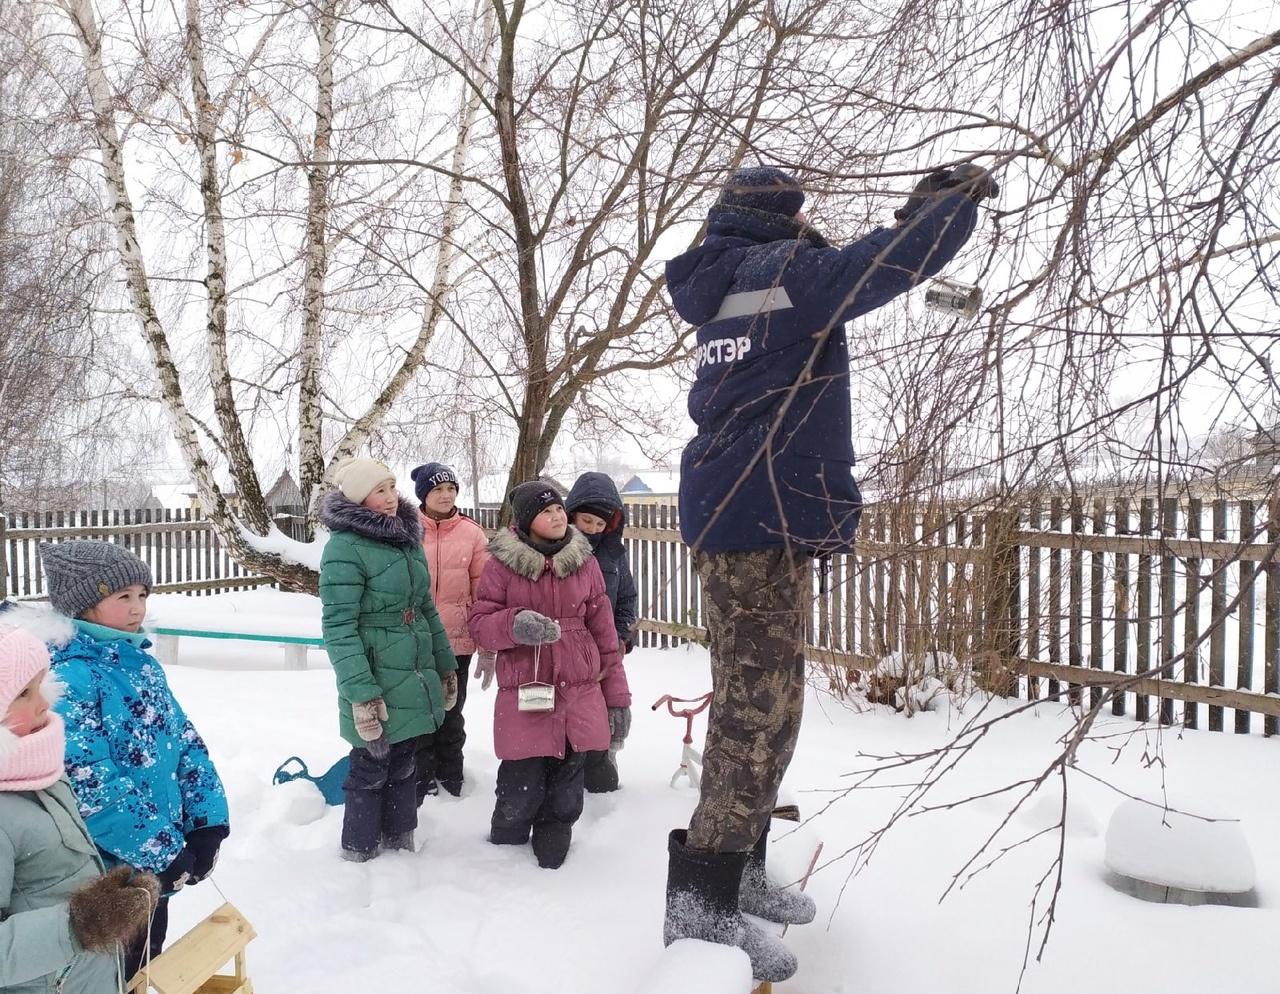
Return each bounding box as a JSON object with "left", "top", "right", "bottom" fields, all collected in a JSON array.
[
  {"left": 620, "top": 469, "right": 679, "bottom": 501},
  {"left": 264, "top": 470, "right": 303, "bottom": 508}
]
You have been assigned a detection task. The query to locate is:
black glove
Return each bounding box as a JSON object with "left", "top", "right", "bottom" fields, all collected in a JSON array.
[
  {"left": 624, "top": 639, "right": 634, "bottom": 655},
  {"left": 941, "top": 163, "right": 999, "bottom": 203},
  {"left": 184, "top": 825, "right": 229, "bottom": 882},
  {"left": 157, "top": 847, "right": 196, "bottom": 894},
  {"left": 895, "top": 164, "right": 999, "bottom": 221}
]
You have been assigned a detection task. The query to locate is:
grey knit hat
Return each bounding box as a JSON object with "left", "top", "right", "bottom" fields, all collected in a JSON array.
[{"left": 38, "top": 541, "right": 154, "bottom": 619}]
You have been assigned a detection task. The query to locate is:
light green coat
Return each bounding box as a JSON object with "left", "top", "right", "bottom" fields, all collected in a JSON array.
[{"left": 0, "top": 778, "right": 120, "bottom": 994}]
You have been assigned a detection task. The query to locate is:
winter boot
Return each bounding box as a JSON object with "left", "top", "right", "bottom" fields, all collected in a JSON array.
[
  {"left": 340, "top": 846, "right": 379, "bottom": 863},
  {"left": 739, "top": 831, "right": 817, "bottom": 925},
  {"left": 663, "top": 829, "right": 797, "bottom": 983},
  {"left": 531, "top": 822, "right": 572, "bottom": 869},
  {"left": 382, "top": 831, "right": 416, "bottom": 853}
]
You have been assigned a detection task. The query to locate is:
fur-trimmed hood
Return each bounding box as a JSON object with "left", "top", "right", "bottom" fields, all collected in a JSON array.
[
  {"left": 319, "top": 490, "right": 422, "bottom": 547},
  {"left": 0, "top": 601, "right": 76, "bottom": 647},
  {"left": 488, "top": 527, "right": 594, "bottom": 581}
]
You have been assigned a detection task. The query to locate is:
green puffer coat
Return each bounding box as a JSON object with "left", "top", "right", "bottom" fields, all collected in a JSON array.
[{"left": 319, "top": 492, "right": 458, "bottom": 747}]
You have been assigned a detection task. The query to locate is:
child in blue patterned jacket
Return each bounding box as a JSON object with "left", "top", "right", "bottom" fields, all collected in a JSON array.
[{"left": 36, "top": 540, "right": 229, "bottom": 980}]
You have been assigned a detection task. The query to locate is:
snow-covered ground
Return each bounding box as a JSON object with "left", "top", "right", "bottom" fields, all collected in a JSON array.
[{"left": 157, "top": 594, "right": 1280, "bottom": 994}]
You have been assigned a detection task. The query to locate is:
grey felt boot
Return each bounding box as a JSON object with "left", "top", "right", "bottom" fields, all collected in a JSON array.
[
  {"left": 739, "top": 831, "right": 817, "bottom": 925},
  {"left": 663, "top": 830, "right": 797, "bottom": 983}
]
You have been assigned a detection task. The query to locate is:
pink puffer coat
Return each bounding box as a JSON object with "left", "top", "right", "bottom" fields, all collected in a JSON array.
[
  {"left": 469, "top": 527, "right": 631, "bottom": 761},
  {"left": 420, "top": 509, "right": 490, "bottom": 655}
]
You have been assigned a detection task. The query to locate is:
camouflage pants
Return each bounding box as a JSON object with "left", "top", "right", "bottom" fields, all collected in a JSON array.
[{"left": 688, "top": 549, "right": 810, "bottom": 853}]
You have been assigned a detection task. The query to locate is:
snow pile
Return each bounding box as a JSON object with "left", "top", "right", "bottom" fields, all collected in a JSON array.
[
  {"left": 641, "top": 939, "right": 752, "bottom": 993},
  {"left": 1104, "top": 798, "right": 1256, "bottom": 894},
  {"left": 151, "top": 611, "right": 1280, "bottom": 994},
  {"left": 238, "top": 522, "right": 326, "bottom": 572},
  {"left": 863, "top": 650, "right": 978, "bottom": 714}
]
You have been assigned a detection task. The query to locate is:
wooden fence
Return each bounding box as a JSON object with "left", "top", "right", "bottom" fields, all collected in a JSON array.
[
  {"left": 0, "top": 507, "right": 289, "bottom": 599},
  {"left": 6, "top": 497, "right": 1279, "bottom": 734},
  {"left": 618, "top": 497, "right": 1280, "bottom": 736}
]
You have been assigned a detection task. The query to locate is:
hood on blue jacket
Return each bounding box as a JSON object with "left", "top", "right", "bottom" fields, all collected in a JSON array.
[
  {"left": 565, "top": 472, "right": 628, "bottom": 536},
  {"left": 665, "top": 206, "right": 822, "bottom": 326}
]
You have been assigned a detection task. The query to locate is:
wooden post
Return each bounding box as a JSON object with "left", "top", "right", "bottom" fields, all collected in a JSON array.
[
  {"left": 1048, "top": 498, "right": 1063, "bottom": 703},
  {"left": 1068, "top": 498, "right": 1084, "bottom": 707},
  {"left": 1159, "top": 498, "right": 1177, "bottom": 726},
  {"left": 1026, "top": 502, "right": 1042, "bottom": 699},
  {"left": 1113, "top": 497, "right": 1130, "bottom": 716},
  {"left": 983, "top": 509, "right": 1020, "bottom": 697},
  {"left": 1266, "top": 496, "right": 1279, "bottom": 737},
  {"left": 0, "top": 514, "right": 7, "bottom": 602},
  {"left": 1237, "top": 500, "right": 1256, "bottom": 734},
  {"left": 1136, "top": 498, "right": 1153, "bottom": 723},
  {"left": 1184, "top": 498, "right": 1201, "bottom": 730},
  {"left": 1208, "top": 499, "right": 1227, "bottom": 732},
  {"left": 1090, "top": 497, "right": 1105, "bottom": 710}
]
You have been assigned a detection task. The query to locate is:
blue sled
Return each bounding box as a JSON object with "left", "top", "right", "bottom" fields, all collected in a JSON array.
[{"left": 273, "top": 755, "right": 349, "bottom": 806}]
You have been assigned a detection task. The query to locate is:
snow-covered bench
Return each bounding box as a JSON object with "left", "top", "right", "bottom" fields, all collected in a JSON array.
[
  {"left": 150, "top": 625, "right": 323, "bottom": 670},
  {"left": 147, "top": 590, "right": 324, "bottom": 670}
]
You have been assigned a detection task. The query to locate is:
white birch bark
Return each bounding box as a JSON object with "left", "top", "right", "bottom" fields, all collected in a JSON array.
[
  {"left": 60, "top": 0, "right": 318, "bottom": 591},
  {"left": 184, "top": 0, "right": 271, "bottom": 533},
  {"left": 297, "top": 0, "right": 337, "bottom": 515}
]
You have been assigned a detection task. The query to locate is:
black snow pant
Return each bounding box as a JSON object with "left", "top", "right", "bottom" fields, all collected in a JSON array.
[
  {"left": 342, "top": 738, "right": 418, "bottom": 854},
  {"left": 415, "top": 654, "right": 470, "bottom": 800},
  {"left": 490, "top": 746, "right": 586, "bottom": 868},
  {"left": 583, "top": 747, "right": 619, "bottom": 792},
  {"left": 124, "top": 894, "right": 169, "bottom": 981}
]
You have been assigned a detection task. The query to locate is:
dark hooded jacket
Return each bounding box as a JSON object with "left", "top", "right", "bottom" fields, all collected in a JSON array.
[
  {"left": 665, "top": 191, "right": 978, "bottom": 555},
  {"left": 565, "top": 472, "right": 638, "bottom": 645}
]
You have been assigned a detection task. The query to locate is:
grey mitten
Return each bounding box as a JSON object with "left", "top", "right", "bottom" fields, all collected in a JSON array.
[
  {"left": 474, "top": 651, "right": 497, "bottom": 691},
  {"left": 68, "top": 866, "right": 160, "bottom": 952},
  {"left": 608, "top": 706, "right": 632, "bottom": 748},
  {"left": 513, "top": 610, "right": 559, "bottom": 645}
]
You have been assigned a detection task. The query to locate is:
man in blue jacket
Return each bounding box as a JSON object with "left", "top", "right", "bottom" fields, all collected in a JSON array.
[{"left": 661, "top": 163, "right": 996, "bottom": 982}]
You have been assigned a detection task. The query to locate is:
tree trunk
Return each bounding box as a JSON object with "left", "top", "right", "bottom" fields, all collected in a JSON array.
[
  {"left": 62, "top": 0, "right": 317, "bottom": 592},
  {"left": 184, "top": 0, "right": 271, "bottom": 535},
  {"left": 297, "top": 0, "right": 337, "bottom": 522}
]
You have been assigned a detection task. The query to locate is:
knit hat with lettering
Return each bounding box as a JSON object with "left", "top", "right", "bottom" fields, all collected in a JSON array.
[
  {"left": 510, "top": 481, "right": 564, "bottom": 535},
  {"left": 410, "top": 462, "right": 460, "bottom": 503}
]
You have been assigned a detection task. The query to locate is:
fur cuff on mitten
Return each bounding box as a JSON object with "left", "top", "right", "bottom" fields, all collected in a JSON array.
[
  {"left": 442, "top": 670, "right": 459, "bottom": 710},
  {"left": 68, "top": 867, "right": 160, "bottom": 952}
]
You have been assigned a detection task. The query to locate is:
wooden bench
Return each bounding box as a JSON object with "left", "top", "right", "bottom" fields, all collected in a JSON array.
[{"left": 151, "top": 626, "right": 324, "bottom": 670}]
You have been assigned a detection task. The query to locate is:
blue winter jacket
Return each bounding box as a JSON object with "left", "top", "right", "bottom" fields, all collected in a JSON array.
[
  {"left": 49, "top": 621, "right": 229, "bottom": 874},
  {"left": 565, "top": 472, "right": 639, "bottom": 644},
  {"left": 666, "top": 192, "right": 978, "bottom": 554}
]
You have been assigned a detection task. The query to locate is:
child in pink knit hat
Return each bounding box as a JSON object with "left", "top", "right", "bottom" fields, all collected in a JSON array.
[{"left": 0, "top": 626, "right": 160, "bottom": 994}]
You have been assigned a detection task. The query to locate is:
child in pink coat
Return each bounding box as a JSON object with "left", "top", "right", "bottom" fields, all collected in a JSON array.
[
  {"left": 410, "top": 462, "right": 495, "bottom": 799},
  {"left": 468, "top": 482, "right": 631, "bottom": 868}
]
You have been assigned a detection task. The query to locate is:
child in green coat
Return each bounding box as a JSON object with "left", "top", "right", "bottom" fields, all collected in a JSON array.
[
  {"left": 0, "top": 624, "right": 160, "bottom": 994},
  {"left": 319, "top": 458, "right": 459, "bottom": 861}
]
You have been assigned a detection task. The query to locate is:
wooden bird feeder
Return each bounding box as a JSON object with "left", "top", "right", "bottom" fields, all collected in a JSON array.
[{"left": 128, "top": 902, "right": 256, "bottom": 994}]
